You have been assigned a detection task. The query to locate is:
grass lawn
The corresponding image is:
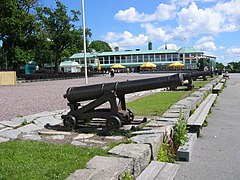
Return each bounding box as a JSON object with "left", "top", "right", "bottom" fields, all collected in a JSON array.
[
  {"left": 127, "top": 91, "right": 191, "bottom": 116},
  {"left": 192, "top": 81, "right": 210, "bottom": 89},
  {"left": 0, "top": 140, "right": 107, "bottom": 180}
]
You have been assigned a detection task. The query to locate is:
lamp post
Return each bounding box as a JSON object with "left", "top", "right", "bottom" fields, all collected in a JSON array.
[{"left": 81, "top": 0, "right": 88, "bottom": 84}]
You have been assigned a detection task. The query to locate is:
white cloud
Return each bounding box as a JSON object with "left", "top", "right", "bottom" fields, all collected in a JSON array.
[
  {"left": 196, "top": 36, "right": 214, "bottom": 44},
  {"left": 176, "top": 2, "right": 224, "bottom": 36},
  {"left": 195, "top": 36, "right": 217, "bottom": 51},
  {"left": 196, "top": 41, "right": 217, "bottom": 51},
  {"left": 158, "top": 43, "right": 179, "bottom": 50},
  {"left": 103, "top": 31, "right": 149, "bottom": 49},
  {"left": 141, "top": 23, "right": 171, "bottom": 42},
  {"left": 226, "top": 47, "right": 240, "bottom": 54},
  {"left": 114, "top": 4, "right": 176, "bottom": 23}
]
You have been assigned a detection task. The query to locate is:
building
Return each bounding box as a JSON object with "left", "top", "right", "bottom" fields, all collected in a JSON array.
[{"left": 69, "top": 46, "right": 216, "bottom": 71}]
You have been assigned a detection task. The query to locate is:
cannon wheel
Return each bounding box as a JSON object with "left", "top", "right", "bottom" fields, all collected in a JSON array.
[
  {"left": 63, "top": 115, "right": 77, "bottom": 130},
  {"left": 106, "top": 116, "right": 121, "bottom": 131},
  {"left": 127, "top": 109, "right": 134, "bottom": 121}
]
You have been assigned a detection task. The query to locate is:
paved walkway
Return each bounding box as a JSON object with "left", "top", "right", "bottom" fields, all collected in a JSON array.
[{"left": 176, "top": 73, "right": 240, "bottom": 180}]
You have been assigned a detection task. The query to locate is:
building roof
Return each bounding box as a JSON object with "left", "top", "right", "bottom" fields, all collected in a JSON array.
[
  {"left": 69, "top": 47, "right": 204, "bottom": 60},
  {"left": 178, "top": 47, "right": 203, "bottom": 53},
  {"left": 70, "top": 49, "right": 178, "bottom": 59}
]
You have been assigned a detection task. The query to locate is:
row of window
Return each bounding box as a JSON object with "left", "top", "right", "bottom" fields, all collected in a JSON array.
[
  {"left": 76, "top": 53, "right": 202, "bottom": 65},
  {"left": 97, "top": 54, "right": 179, "bottom": 64}
]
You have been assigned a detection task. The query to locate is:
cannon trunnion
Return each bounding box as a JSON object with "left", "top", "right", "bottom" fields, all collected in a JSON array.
[{"left": 62, "top": 73, "right": 183, "bottom": 130}]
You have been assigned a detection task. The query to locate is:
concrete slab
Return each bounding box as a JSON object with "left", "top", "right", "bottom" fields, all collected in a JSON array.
[
  {"left": 132, "top": 127, "right": 166, "bottom": 135},
  {"left": 86, "top": 156, "right": 134, "bottom": 179},
  {"left": 156, "top": 117, "right": 179, "bottom": 122},
  {"left": 67, "top": 169, "right": 99, "bottom": 180},
  {"left": 0, "top": 129, "right": 21, "bottom": 139},
  {"left": 0, "top": 136, "right": 10, "bottom": 143},
  {"left": 38, "top": 130, "right": 72, "bottom": 135},
  {"left": 131, "top": 134, "right": 163, "bottom": 160},
  {"left": 73, "top": 133, "right": 95, "bottom": 140},
  {"left": 0, "top": 124, "right": 5, "bottom": 129},
  {"left": 177, "top": 133, "right": 197, "bottom": 162},
  {"left": 21, "top": 132, "right": 42, "bottom": 141},
  {"left": 0, "top": 117, "right": 26, "bottom": 128},
  {"left": 146, "top": 120, "right": 174, "bottom": 127},
  {"left": 34, "top": 116, "right": 62, "bottom": 127},
  {"left": 71, "top": 140, "right": 87, "bottom": 146},
  {"left": 162, "top": 112, "right": 180, "bottom": 118},
  {"left": 17, "top": 123, "right": 43, "bottom": 133},
  {"left": 108, "top": 143, "right": 151, "bottom": 176}
]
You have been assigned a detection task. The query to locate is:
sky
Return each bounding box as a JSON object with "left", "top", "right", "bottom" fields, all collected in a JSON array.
[{"left": 40, "top": 0, "right": 240, "bottom": 65}]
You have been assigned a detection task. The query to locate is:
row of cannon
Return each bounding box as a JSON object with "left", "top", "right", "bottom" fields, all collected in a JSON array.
[{"left": 61, "top": 71, "right": 213, "bottom": 130}]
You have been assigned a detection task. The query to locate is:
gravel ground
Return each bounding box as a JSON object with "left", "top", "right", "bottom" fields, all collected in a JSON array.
[{"left": 0, "top": 73, "right": 172, "bottom": 121}]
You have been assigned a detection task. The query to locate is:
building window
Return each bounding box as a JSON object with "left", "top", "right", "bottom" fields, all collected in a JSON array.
[
  {"left": 149, "top": 55, "right": 154, "bottom": 62},
  {"left": 99, "top": 57, "right": 104, "bottom": 64},
  {"left": 121, "top": 56, "right": 126, "bottom": 63},
  {"left": 110, "top": 56, "right": 114, "bottom": 64},
  {"left": 167, "top": 54, "right": 172, "bottom": 61},
  {"left": 172, "top": 54, "right": 178, "bottom": 61},
  {"left": 144, "top": 55, "right": 149, "bottom": 62},
  {"left": 161, "top": 54, "right": 166, "bottom": 61},
  {"left": 155, "top": 54, "right": 160, "bottom": 62},
  {"left": 138, "top": 55, "right": 143, "bottom": 62},
  {"left": 132, "top": 55, "right": 137, "bottom": 62},
  {"left": 185, "top": 60, "right": 190, "bottom": 64},
  {"left": 126, "top": 55, "right": 131, "bottom": 63},
  {"left": 115, "top": 56, "right": 120, "bottom": 63},
  {"left": 103, "top": 56, "right": 109, "bottom": 64}
]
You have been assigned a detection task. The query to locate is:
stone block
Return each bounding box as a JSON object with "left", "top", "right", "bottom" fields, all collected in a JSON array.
[
  {"left": 0, "top": 129, "right": 21, "bottom": 139},
  {"left": 0, "top": 137, "right": 10, "bottom": 143},
  {"left": 177, "top": 133, "right": 197, "bottom": 162},
  {"left": 17, "top": 123, "right": 43, "bottom": 133},
  {"left": 132, "top": 127, "right": 166, "bottom": 135},
  {"left": 108, "top": 144, "right": 151, "bottom": 176},
  {"left": 86, "top": 156, "right": 134, "bottom": 179},
  {"left": 156, "top": 117, "right": 179, "bottom": 123},
  {"left": 34, "top": 116, "right": 62, "bottom": 127},
  {"left": 146, "top": 120, "right": 174, "bottom": 127},
  {"left": 21, "top": 132, "right": 41, "bottom": 141},
  {"left": 0, "top": 117, "right": 26, "bottom": 128},
  {"left": 131, "top": 134, "right": 163, "bottom": 160},
  {"left": 175, "top": 99, "right": 196, "bottom": 111},
  {"left": 162, "top": 112, "right": 180, "bottom": 118},
  {"left": 71, "top": 140, "right": 87, "bottom": 146}
]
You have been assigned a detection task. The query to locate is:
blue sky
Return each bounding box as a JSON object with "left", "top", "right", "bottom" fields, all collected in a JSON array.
[{"left": 40, "top": 0, "right": 240, "bottom": 65}]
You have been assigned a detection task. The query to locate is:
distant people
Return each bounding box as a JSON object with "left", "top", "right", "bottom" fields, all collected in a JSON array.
[
  {"left": 126, "top": 68, "right": 130, "bottom": 74},
  {"left": 110, "top": 68, "right": 115, "bottom": 77}
]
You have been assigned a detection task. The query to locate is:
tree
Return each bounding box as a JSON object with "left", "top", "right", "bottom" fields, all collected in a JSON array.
[
  {"left": 114, "top": 46, "right": 119, "bottom": 52},
  {"left": 36, "top": 0, "right": 92, "bottom": 72},
  {"left": 89, "top": 40, "right": 112, "bottom": 52},
  {"left": 0, "top": 0, "right": 39, "bottom": 70}
]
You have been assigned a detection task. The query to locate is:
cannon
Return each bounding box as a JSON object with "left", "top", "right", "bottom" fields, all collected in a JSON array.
[
  {"left": 62, "top": 73, "right": 183, "bottom": 130},
  {"left": 183, "top": 71, "right": 214, "bottom": 89}
]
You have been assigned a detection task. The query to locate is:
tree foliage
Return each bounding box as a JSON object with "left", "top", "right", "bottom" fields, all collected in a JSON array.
[
  {"left": 36, "top": 0, "right": 91, "bottom": 72},
  {"left": 89, "top": 40, "right": 112, "bottom": 52},
  {"left": 0, "top": 0, "right": 39, "bottom": 69}
]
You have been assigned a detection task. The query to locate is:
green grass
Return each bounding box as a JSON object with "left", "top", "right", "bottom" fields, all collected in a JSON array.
[
  {"left": 0, "top": 140, "right": 107, "bottom": 180},
  {"left": 192, "top": 81, "right": 210, "bottom": 89},
  {"left": 127, "top": 91, "right": 191, "bottom": 116}
]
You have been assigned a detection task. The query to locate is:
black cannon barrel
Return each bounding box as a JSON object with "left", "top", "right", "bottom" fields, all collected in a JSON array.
[
  {"left": 183, "top": 71, "right": 213, "bottom": 80},
  {"left": 64, "top": 73, "right": 183, "bottom": 103}
]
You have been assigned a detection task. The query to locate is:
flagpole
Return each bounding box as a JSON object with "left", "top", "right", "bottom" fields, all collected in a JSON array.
[{"left": 81, "top": 0, "right": 88, "bottom": 84}]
